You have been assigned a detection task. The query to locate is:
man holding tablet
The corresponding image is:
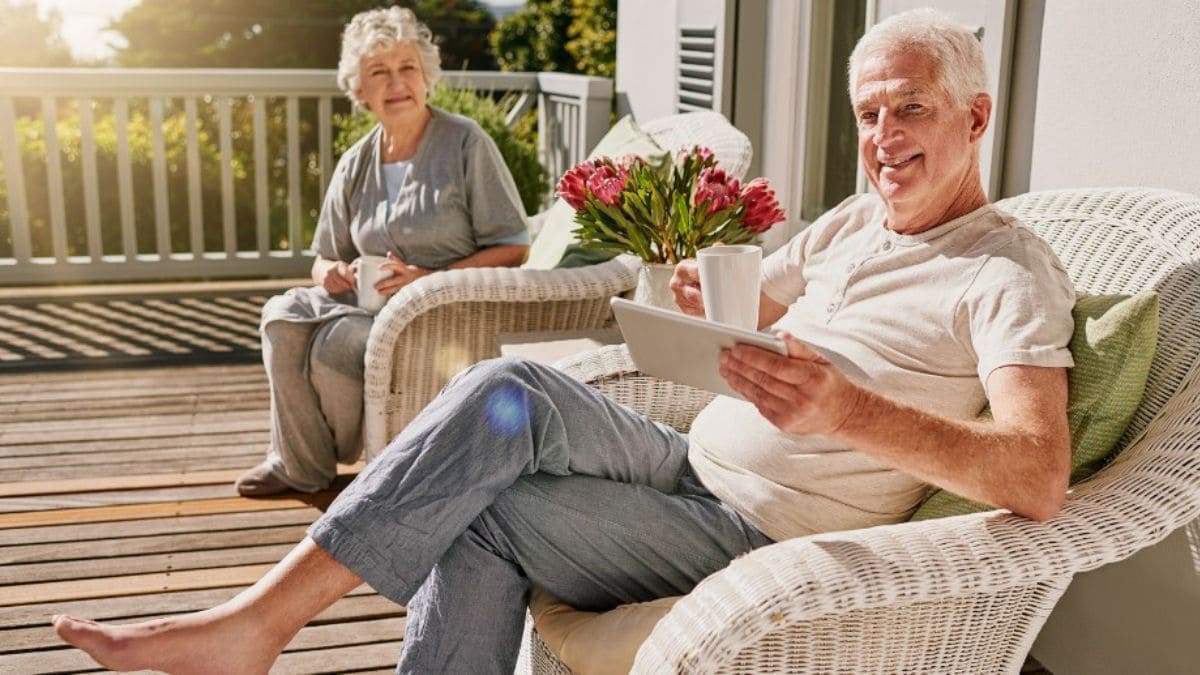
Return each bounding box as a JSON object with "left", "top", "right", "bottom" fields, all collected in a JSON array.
[{"left": 54, "top": 9, "right": 1074, "bottom": 674}]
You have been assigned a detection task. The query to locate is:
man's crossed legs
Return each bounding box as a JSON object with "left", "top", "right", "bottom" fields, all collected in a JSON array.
[{"left": 55, "top": 358, "right": 772, "bottom": 673}]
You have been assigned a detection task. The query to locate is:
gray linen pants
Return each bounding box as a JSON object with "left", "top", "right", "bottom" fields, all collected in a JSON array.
[
  {"left": 308, "top": 357, "right": 773, "bottom": 674},
  {"left": 262, "top": 315, "right": 373, "bottom": 491}
]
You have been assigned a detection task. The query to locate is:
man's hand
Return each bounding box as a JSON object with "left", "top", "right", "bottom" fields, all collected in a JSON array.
[
  {"left": 374, "top": 252, "right": 430, "bottom": 296},
  {"left": 719, "top": 331, "right": 864, "bottom": 437},
  {"left": 319, "top": 260, "right": 356, "bottom": 295},
  {"left": 669, "top": 259, "right": 705, "bottom": 318}
]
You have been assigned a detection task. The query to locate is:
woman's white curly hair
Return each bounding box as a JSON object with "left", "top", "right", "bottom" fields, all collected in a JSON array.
[
  {"left": 848, "top": 8, "right": 988, "bottom": 108},
  {"left": 336, "top": 6, "right": 442, "bottom": 110}
]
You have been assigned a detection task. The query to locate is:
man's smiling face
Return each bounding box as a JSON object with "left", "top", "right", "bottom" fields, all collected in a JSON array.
[{"left": 853, "top": 48, "right": 988, "bottom": 232}]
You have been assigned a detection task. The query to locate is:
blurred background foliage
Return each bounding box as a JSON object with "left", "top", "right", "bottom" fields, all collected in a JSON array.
[{"left": 0, "top": 0, "right": 73, "bottom": 66}]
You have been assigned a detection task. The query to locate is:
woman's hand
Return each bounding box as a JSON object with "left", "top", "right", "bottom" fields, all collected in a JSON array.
[
  {"left": 669, "top": 259, "right": 705, "bottom": 318},
  {"left": 316, "top": 259, "right": 356, "bottom": 295},
  {"left": 374, "top": 252, "right": 431, "bottom": 296}
]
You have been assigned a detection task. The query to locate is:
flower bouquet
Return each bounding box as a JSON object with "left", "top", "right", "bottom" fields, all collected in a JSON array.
[{"left": 555, "top": 147, "right": 786, "bottom": 264}]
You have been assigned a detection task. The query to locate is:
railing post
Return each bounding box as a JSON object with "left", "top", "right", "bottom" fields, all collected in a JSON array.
[
  {"left": 578, "top": 79, "right": 613, "bottom": 161},
  {"left": 0, "top": 97, "right": 32, "bottom": 263},
  {"left": 535, "top": 73, "right": 614, "bottom": 168},
  {"left": 42, "top": 96, "right": 68, "bottom": 261}
]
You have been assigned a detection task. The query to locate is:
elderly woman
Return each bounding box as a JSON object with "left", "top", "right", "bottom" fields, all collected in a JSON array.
[{"left": 236, "top": 7, "right": 530, "bottom": 496}]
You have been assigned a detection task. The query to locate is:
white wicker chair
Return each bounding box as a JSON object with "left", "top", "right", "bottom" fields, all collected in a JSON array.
[
  {"left": 361, "top": 112, "right": 752, "bottom": 455},
  {"left": 520, "top": 187, "right": 1200, "bottom": 673}
]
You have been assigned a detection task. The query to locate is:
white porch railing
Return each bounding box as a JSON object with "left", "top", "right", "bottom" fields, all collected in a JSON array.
[{"left": 0, "top": 68, "right": 612, "bottom": 285}]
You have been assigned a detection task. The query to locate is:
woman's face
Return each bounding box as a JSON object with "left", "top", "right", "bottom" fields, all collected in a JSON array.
[{"left": 356, "top": 41, "right": 428, "bottom": 123}]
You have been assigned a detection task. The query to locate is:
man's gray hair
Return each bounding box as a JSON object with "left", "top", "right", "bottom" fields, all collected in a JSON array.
[
  {"left": 847, "top": 8, "right": 988, "bottom": 108},
  {"left": 336, "top": 6, "right": 442, "bottom": 109}
]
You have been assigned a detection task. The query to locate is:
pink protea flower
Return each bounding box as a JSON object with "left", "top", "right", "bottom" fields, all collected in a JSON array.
[
  {"left": 617, "top": 154, "right": 645, "bottom": 170},
  {"left": 694, "top": 167, "right": 741, "bottom": 214},
  {"left": 586, "top": 161, "right": 630, "bottom": 207},
  {"left": 556, "top": 159, "right": 601, "bottom": 210},
  {"left": 740, "top": 178, "right": 786, "bottom": 232}
]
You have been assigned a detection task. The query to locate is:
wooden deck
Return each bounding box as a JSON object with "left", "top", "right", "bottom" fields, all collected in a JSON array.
[{"left": 0, "top": 362, "right": 404, "bottom": 674}]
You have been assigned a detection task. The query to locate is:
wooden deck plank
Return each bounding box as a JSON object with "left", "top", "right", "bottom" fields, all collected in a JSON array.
[
  {"left": 0, "top": 508, "right": 320, "bottom": 547},
  {"left": 0, "top": 562, "right": 278, "bottom": 607},
  {"left": 0, "top": 364, "right": 266, "bottom": 390},
  {"left": 0, "top": 585, "right": 385, "bottom": 630},
  {"left": 0, "top": 463, "right": 361, "bottom": 499},
  {"left": 1, "top": 392, "right": 270, "bottom": 423},
  {"left": 272, "top": 641, "right": 406, "bottom": 674},
  {"left": 0, "top": 484, "right": 241, "bottom": 513},
  {"left": 0, "top": 375, "right": 266, "bottom": 402},
  {"left": 0, "top": 430, "right": 268, "bottom": 460},
  {"left": 0, "top": 409, "right": 269, "bottom": 442},
  {"left": 0, "top": 622, "right": 406, "bottom": 673},
  {"left": 0, "top": 469, "right": 248, "bottom": 499},
  {"left": 0, "top": 453, "right": 266, "bottom": 483},
  {"left": 1, "top": 542, "right": 299, "bottom": 585},
  {"left": 0, "top": 523, "right": 311, "bottom": 565},
  {"left": 283, "top": 617, "right": 407, "bottom": 653},
  {"left": 0, "top": 491, "right": 338, "bottom": 529},
  {"left": 0, "top": 604, "right": 403, "bottom": 655}
]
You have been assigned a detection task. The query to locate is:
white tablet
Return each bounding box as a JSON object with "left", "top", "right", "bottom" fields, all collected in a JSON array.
[{"left": 610, "top": 297, "right": 786, "bottom": 399}]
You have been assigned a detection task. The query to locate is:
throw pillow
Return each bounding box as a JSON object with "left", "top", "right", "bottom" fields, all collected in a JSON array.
[
  {"left": 523, "top": 115, "right": 668, "bottom": 270},
  {"left": 910, "top": 291, "right": 1159, "bottom": 521}
]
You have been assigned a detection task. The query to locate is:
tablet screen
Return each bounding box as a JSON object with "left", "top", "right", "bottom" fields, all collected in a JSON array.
[{"left": 610, "top": 297, "right": 786, "bottom": 399}]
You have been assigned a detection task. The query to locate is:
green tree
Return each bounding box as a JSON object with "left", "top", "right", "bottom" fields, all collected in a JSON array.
[
  {"left": 109, "top": 0, "right": 497, "bottom": 70},
  {"left": 0, "top": 0, "right": 73, "bottom": 67},
  {"left": 490, "top": 0, "right": 573, "bottom": 73},
  {"left": 566, "top": 0, "right": 616, "bottom": 78},
  {"left": 489, "top": 0, "right": 616, "bottom": 77}
]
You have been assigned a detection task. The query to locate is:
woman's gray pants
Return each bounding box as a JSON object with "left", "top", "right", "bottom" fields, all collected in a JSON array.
[
  {"left": 308, "top": 357, "right": 773, "bottom": 674},
  {"left": 262, "top": 315, "right": 373, "bottom": 491}
]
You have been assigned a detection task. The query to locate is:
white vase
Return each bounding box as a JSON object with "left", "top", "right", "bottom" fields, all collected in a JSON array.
[{"left": 633, "top": 262, "right": 678, "bottom": 311}]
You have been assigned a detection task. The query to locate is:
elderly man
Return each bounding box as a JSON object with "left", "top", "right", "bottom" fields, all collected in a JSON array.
[{"left": 53, "top": 8, "right": 1074, "bottom": 674}]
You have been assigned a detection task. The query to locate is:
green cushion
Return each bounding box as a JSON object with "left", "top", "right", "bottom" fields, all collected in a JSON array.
[
  {"left": 523, "top": 115, "right": 668, "bottom": 270},
  {"left": 910, "top": 291, "right": 1159, "bottom": 521}
]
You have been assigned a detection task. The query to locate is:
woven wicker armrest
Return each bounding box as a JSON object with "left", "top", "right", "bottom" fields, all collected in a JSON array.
[
  {"left": 631, "top": 511, "right": 1068, "bottom": 673},
  {"left": 554, "top": 344, "right": 717, "bottom": 433},
  {"left": 361, "top": 256, "right": 640, "bottom": 453}
]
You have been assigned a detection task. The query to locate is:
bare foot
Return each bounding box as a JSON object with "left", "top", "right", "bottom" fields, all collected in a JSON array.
[{"left": 53, "top": 607, "right": 284, "bottom": 674}]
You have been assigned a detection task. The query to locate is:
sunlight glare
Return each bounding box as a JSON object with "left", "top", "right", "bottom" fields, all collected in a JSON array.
[{"left": 484, "top": 384, "right": 530, "bottom": 436}]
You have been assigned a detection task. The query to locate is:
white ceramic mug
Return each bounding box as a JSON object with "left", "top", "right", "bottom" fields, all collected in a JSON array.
[
  {"left": 697, "top": 244, "right": 762, "bottom": 330},
  {"left": 355, "top": 255, "right": 394, "bottom": 312}
]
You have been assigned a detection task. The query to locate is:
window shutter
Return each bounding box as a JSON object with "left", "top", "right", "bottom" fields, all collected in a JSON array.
[
  {"left": 677, "top": 27, "right": 719, "bottom": 112},
  {"left": 674, "top": 0, "right": 736, "bottom": 116}
]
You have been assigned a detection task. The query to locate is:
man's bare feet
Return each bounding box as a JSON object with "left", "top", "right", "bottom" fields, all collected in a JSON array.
[
  {"left": 53, "top": 537, "right": 361, "bottom": 673},
  {"left": 52, "top": 606, "right": 284, "bottom": 675}
]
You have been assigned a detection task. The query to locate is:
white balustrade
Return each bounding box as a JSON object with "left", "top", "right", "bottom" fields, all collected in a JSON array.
[{"left": 0, "top": 68, "right": 612, "bottom": 285}]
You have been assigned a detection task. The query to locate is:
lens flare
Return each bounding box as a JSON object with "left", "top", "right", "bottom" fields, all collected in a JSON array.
[{"left": 485, "top": 384, "right": 530, "bottom": 436}]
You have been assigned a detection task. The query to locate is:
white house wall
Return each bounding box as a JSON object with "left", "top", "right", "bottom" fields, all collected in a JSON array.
[
  {"left": 615, "top": 0, "right": 678, "bottom": 121},
  {"left": 1027, "top": 0, "right": 1200, "bottom": 196}
]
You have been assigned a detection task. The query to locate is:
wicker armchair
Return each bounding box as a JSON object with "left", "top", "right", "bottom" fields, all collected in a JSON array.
[
  {"left": 361, "top": 112, "right": 752, "bottom": 455},
  {"left": 520, "top": 187, "right": 1200, "bottom": 673}
]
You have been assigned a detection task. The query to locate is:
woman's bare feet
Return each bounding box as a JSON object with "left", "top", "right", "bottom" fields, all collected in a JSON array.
[{"left": 53, "top": 605, "right": 284, "bottom": 674}]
